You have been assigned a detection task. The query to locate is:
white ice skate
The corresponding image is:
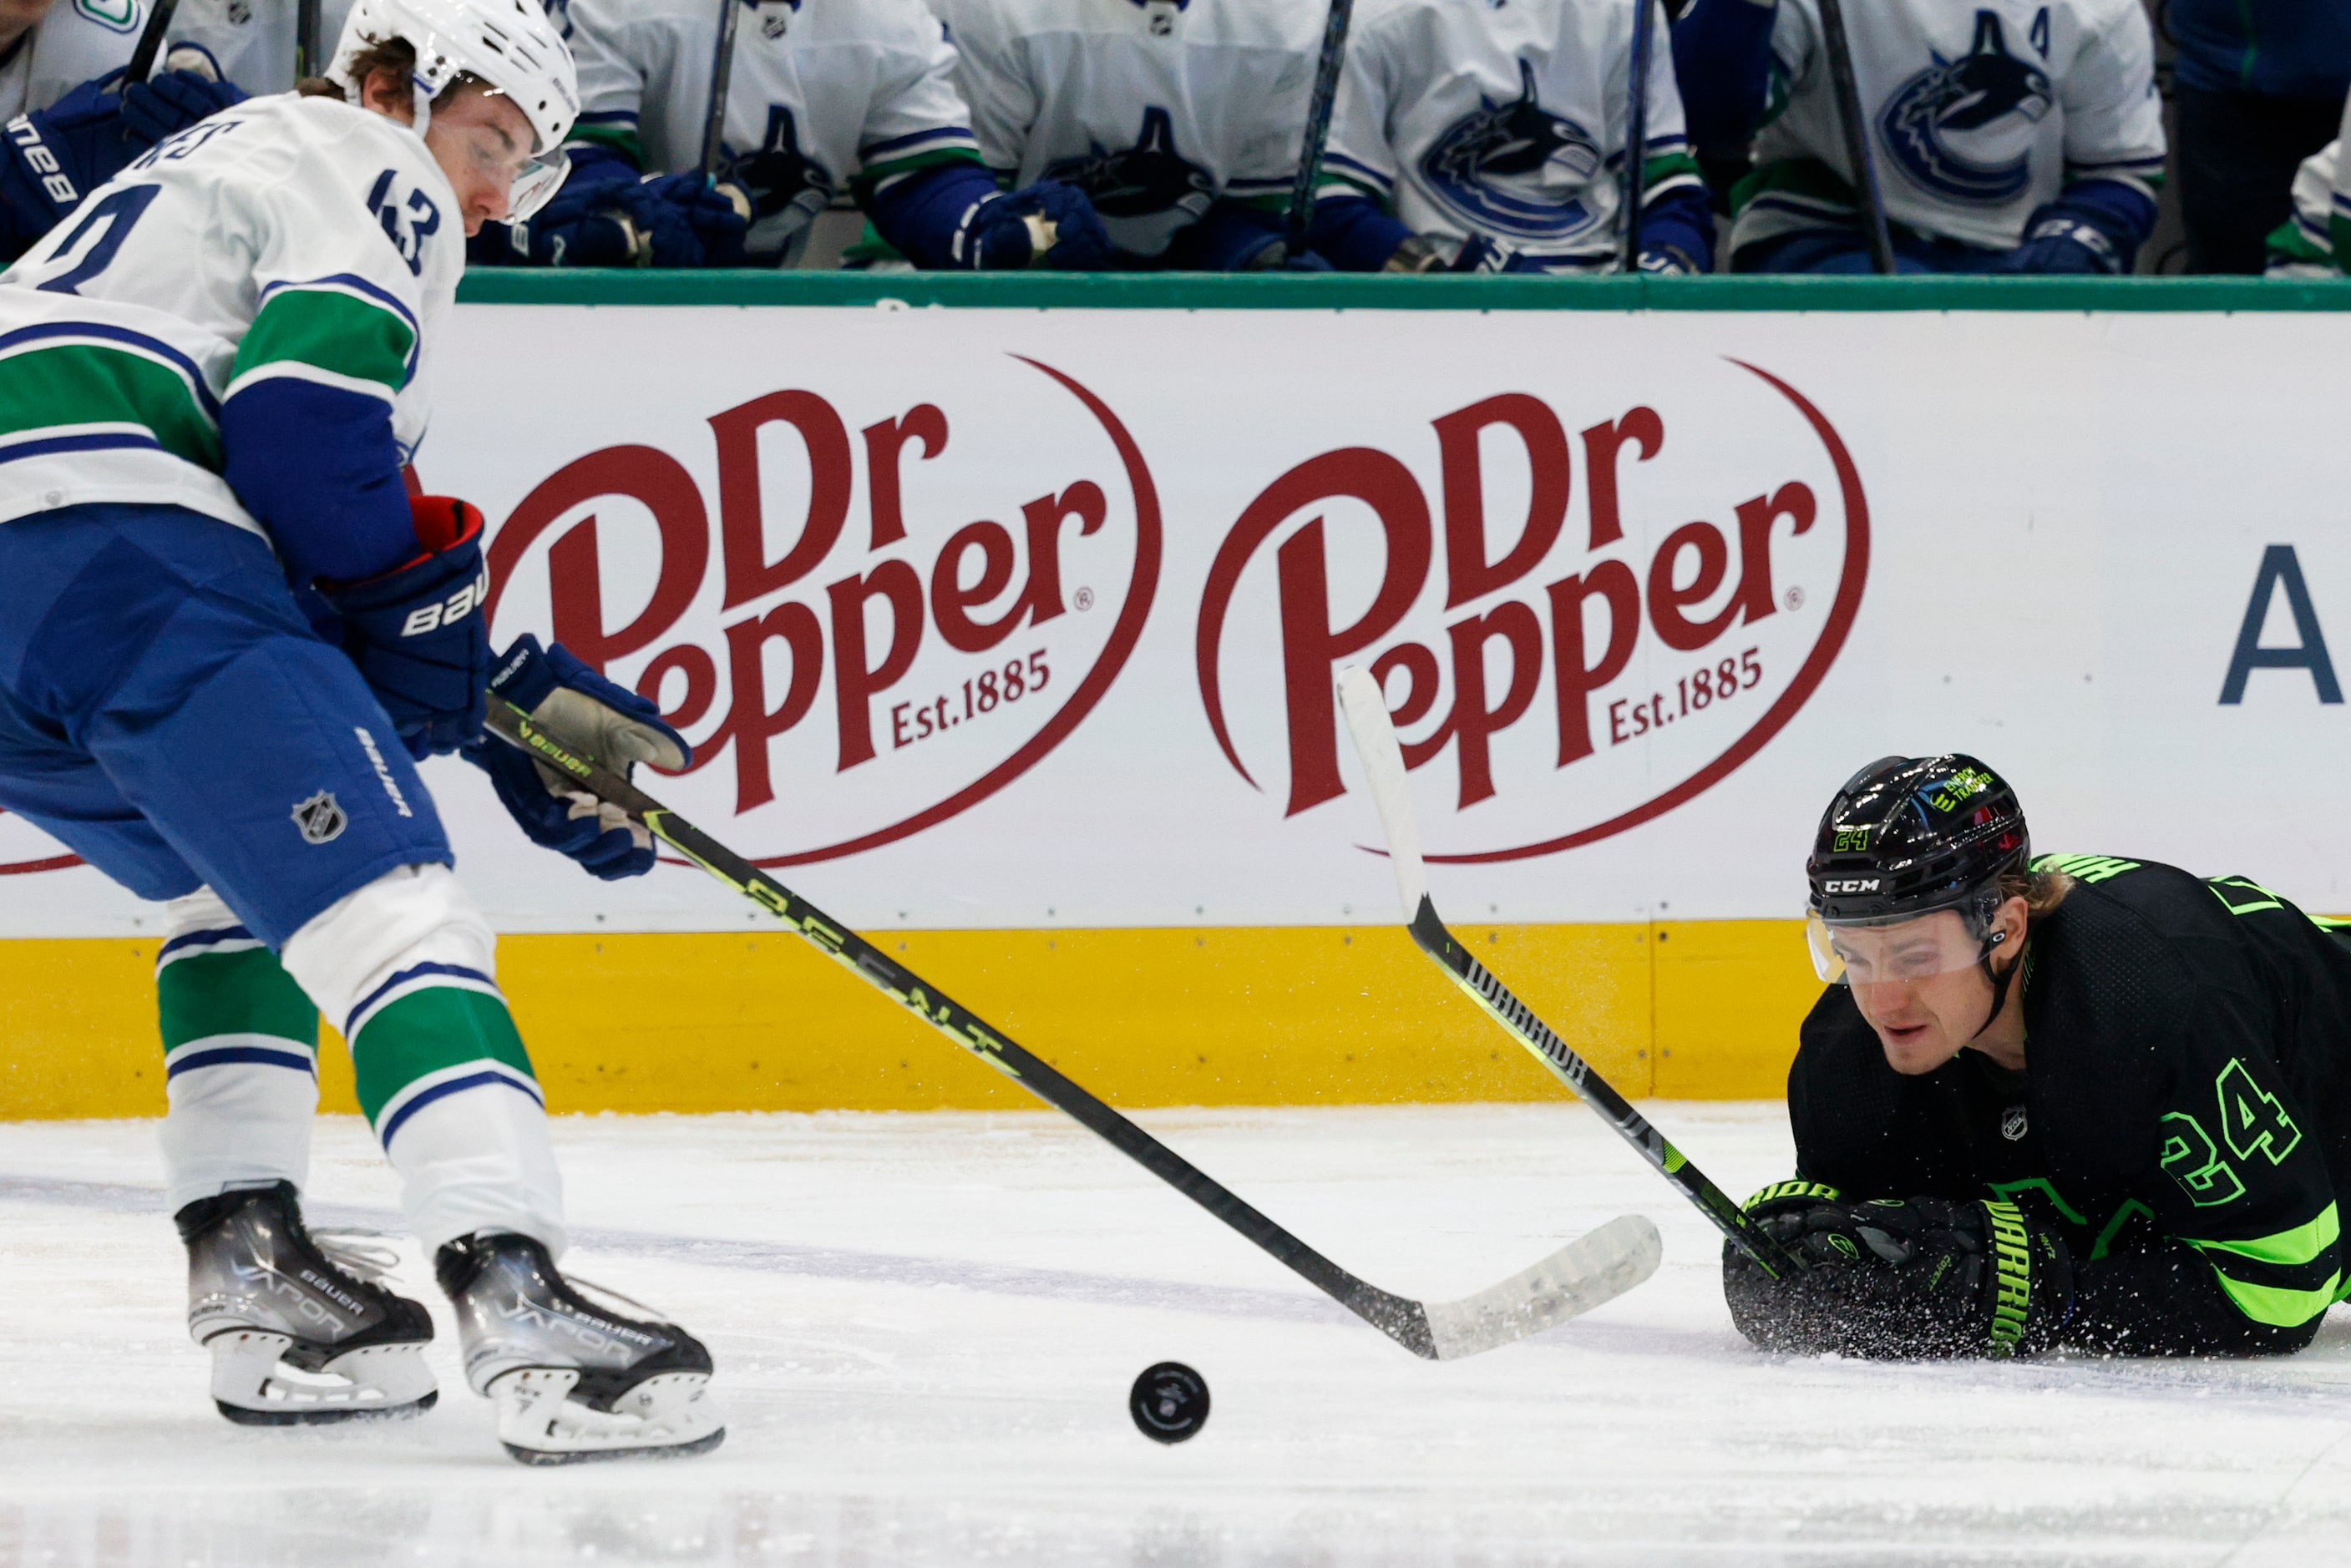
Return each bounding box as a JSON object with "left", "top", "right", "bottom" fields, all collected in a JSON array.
[
  {"left": 437, "top": 1232, "right": 723, "bottom": 1465},
  {"left": 178, "top": 1182, "right": 438, "bottom": 1425}
]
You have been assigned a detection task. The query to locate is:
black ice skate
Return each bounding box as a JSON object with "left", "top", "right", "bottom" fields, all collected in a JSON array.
[
  {"left": 177, "top": 1181, "right": 437, "bottom": 1425},
  {"left": 436, "top": 1232, "right": 723, "bottom": 1465}
]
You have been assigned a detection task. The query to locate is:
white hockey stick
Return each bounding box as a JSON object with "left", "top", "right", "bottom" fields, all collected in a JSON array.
[{"left": 1338, "top": 668, "right": 1798, "bottom": 1274}]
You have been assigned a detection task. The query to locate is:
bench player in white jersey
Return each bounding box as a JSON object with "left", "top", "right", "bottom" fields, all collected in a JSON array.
[
  {"left": 0, "top": 0, "right": 725, "bottom": 1463},
  {"left": 942, "top": 0, "right": 1333, "bottom": 270},
  {"left": 156, "top": 0, "right": 358, "bottom": 94},
  {"left": 2263, "top": 92, "right": 2351, "bottom": 277},
  {"left": 484, "top": 0, "right": 1106, "bottom": 270},
  {"left": 1673, "top": 0, "right": 2166, "bottom": 273},
  {"left": 1311, "top": 0, "right": 1712, "bottom": 274},
  {"left": 0, "top": 0, "right": 247, "bottom": 259}
]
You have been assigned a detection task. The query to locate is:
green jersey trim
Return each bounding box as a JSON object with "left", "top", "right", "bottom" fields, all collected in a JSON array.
[
  {"left": 2030, "top": 852, "right": 2142, "bottom": 883},
  {"left": 2207, "top": 1267, "right": 2341, "bottom": 1328},
  {"left": 231, "top": 288, "right": 415, "bottom": 398},
  {"left": 2185, "top": 1201, "right": 2340, "bottom": 1270},
  {"left": 0, "top": 341, "right": 220, "bottom": 472},
  {"left": 567, "top": 122, "right": 643, "bottom": 164}
]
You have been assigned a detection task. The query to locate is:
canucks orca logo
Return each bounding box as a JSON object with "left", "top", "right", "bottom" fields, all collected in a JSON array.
[
  {"left": 725, "top": 104, "right": 834, "bottom": 260},
  {"left": 1877, "top": 11, "right": 2053, "bottom": 205},
  {"left": 1043, "top": 107, "right": 1214, "bottom": 257},
  {"left": 1417, "top": 61, "right": 1605, "bottom": 243}
]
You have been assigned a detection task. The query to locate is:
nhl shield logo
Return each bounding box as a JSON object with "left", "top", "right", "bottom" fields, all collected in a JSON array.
[
  {"left": 291, "top": 792, "right": 347, "bottom": 846},
  {"left": 2000, "top": 1105, "right": 2029, "bottom": 1143}
]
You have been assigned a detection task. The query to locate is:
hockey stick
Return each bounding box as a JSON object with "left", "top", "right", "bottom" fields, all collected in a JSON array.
[
  {"left": 484, "top": 701, "right": 1661, "bottom": 1359},
  {"left": 1335, "top": 668, "right": 1798, "bottom": 1277},
  {"left": 1283, "top": 0, "right": 1355, "bottom": 264},
  {"left": 1813, "top": 0, "right": 1895, "bottom": 276},
  {"left": 126, "top": 0, "right": 181, "bottom": 83},
  {"left": 1619, "top": 0, "right": 1654, "bottom": 270},
  {"left": 698, "top": 0, "right": 743, "bottom": 181},
  {"left": 295, "top": 0, "right": 321, "bottom": 83}
]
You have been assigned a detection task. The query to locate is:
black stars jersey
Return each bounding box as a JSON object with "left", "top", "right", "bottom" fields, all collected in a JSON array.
[{"left": 1789, "top": 854, "right": 2351, "bottom": 1353}]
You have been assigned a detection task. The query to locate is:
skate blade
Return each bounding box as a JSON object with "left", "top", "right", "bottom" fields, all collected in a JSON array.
[
  {"left": 492, "top": 1367, "right": 727, "bottom": 1465},
  {"left": 207, "top": 1331, "right": 438, "bottom": 1426}
]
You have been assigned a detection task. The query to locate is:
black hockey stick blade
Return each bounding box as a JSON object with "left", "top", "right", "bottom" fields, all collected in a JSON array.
[
  {"left": 484, "top": 701, "right": 1660, "bottom": 1358},
  {"left": 1620, "top": 0, "right": 1654, "bottom": 270},
  {"left": 1814, "top": 0, "right": 1895, "bottom": 276},
  {"left": 698, "top": 0, "right": 744, "bottom": 181},
  {"left": 1335, "top": 667, "right": 1799, "bottom": 1277},
  {"left": 1284, "top": 0, "right": 1355, "bottom": 263},
  {"left": 127, "top": 0, "right": 181, "bottom": 83}
]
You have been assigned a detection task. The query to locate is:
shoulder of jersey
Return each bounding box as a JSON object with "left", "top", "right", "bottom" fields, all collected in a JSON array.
[
  {"left": 788, "top": 0, "right": 954, "bottom": 43},
  {"left": 954, "top": 0, "right": 1317, "bottom": 47}
]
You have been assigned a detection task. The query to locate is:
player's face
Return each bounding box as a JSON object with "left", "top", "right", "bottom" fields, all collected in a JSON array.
[
  {"left": 1839, "top": 910, "right": 1997, "bottom": 1075},
  {"left": 422, "top": 85, "right": 539, "bottom": 235}
]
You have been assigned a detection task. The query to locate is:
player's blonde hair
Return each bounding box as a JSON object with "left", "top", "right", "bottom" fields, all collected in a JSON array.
[
  {"left": 297, "top": 37, "right": 484, "bottom": 108},
  {"left": 1999, "top": 868, "right": 2075, "bottom": 923}
]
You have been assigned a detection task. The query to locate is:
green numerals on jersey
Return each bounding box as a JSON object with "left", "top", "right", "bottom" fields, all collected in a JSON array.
[
  {"left": 2160, "top": 1062, "right": 2303, "bottom": 1208},
  {"left": 2217, "top": 1058, "right": 2302, "bottom": 1165},
  {"left": 2161, "top": 1112, "right": 2247, "bottom": 1206}
]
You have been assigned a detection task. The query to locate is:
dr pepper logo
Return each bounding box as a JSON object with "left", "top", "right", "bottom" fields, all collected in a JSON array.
[
  {"left": 484, "top": 356, "right": 1158, "bottom": 865},
  {"left": 1196, "top": 359, "right": 1867, "bottom": 860}
]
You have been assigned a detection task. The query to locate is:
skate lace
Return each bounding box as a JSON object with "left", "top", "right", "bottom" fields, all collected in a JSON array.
[{"left": 310, "top": 1229, "right": 407, "bottom": 1287}]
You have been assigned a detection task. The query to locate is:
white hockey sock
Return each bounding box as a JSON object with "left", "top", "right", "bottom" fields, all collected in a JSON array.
[
  {"left": 281, "top": 865, "right": 568, "bottom": 1257},
  {"left": 155, "top": 888, "right": 319, "bottom": 1212}
]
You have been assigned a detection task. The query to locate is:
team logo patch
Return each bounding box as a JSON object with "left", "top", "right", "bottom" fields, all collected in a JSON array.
[
  {"left": 1044, "top": 107, "right": 1214, "bottom": 255},
  {"left": 2001, "top": 1105, "right": 2029, "bottom": 1142},
  {"left": 291, "top": 792, "right": 347, "bottom": 846},
  {"left": 1877, "top": 10, "right": 2052, "bottom": 205},
  {"left": 1418, "top": 60, "right": 1605, "bottom": 243}
]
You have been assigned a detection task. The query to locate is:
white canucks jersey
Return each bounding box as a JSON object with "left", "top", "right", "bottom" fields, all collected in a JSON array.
[
  {"left": 554, "top": 0, "right": 977, "bottom": 263},
  {"left": 942, "top": 0, "right": 1326, "bottom": 260},
  {"left": 1322, "top": 0, "right": 1695, "bottom": 271},
  {"left": 1730, "top": 0, "right": 2165, "bottom": 255},
  {"left": 160, "top": 0, "right": 360, "bottom": 94},
  {"left": 0, "top": 94, "right": 454, "bottom": 532}
]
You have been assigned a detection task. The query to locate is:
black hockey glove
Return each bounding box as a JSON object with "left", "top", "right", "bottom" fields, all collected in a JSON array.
[
  {"left": 1726, "top": 1191, "right": 2075, "bottom": 1359},
  {"left": 1721, "top": 1179, "right": 1856, "bottom": 1351}
]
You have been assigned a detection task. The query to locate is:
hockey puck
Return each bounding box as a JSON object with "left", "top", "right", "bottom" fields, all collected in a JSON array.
[{"left": 1128, "top": 1361, "right": 1209, "bottom": 1444}]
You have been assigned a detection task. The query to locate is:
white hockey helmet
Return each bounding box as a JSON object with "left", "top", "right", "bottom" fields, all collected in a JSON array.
[{"left": 329, "top": 0, "right": 580, "bottom": 220}]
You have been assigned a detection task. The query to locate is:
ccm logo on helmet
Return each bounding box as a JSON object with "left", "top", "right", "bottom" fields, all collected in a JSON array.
[
  {"left": 1822, "top": 878, "right": 1882, "bottom": 893},
  {"left": 402, "top": 570, "right": 489, "bottom": 637}
]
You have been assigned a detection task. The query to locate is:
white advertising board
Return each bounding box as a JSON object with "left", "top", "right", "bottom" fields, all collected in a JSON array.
[{"left": 3, "top": 305, "right": 2344, "bottom": 935}]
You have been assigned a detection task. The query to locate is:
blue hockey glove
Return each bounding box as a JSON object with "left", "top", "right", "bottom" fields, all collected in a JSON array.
[
  {"left": 501, "top": 147, "right": 645, "bottom": 266},
  {"left": 465, "top": 635, "right": 691, "bottom": 880},
  {"left": 121, "top": 61, "right": 245, "bottom": 147},
  {"left": 962, "top": 180, "right": 1112, "bottom": 270},
  {"left": 318, "top": 495, "right": 491, "bottom": 759},
  {"left": 636, "top": 169, "right": 752, "bottom": 266},
  {"left": 1996, "top": 179, "right": 2154, "bottom": 276},
  {"left": 0, "top": 69, "right": 134, "bottom": 252}
]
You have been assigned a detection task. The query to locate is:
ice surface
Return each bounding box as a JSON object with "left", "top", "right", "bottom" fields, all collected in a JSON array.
[{"left": 0, "top": 1101, "right": 2348, "bottom": 1566}]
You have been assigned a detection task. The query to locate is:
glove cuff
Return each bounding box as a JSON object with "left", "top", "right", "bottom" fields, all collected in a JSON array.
[
  {"left": 487, "top": 633, "right": 560, "bottom": 715},
  {"left": 1744, "top": 1179, "right": 1841, "bottom": 1210}
]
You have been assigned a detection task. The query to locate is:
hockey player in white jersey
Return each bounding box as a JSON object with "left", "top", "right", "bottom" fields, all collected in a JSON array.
[
  {"left": 1674, "top": 0, "right": 2166, "bottom": 273},
  {"left": 161, "top": 0, "right": 360, "bottom": 94},
  {"left": 2263, "top": 92, "right": 2351, "bottom": 277},
  {"left": 483, "top": 0, "right": 1107, "bottom": 270},
  {"left": 1312, "top": 0, "right": 1712, "bottom": 274},
  {"left": 0, "top": 0, "right": 725, "bottom": 1462},
  {"left": 943, "top": 0, "right": 1334, "bottom": 270},
  {"left": 0, "top": 0, "right": 247, "bottom": 259}
]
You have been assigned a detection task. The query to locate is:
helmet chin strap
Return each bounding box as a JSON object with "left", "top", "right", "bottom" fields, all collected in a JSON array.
[{"left": 1969, "top": 928, "right": 2018, "bottom": 1044}]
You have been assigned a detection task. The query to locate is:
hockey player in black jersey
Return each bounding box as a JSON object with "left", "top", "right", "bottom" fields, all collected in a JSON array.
[{"left": 1725, "top": 754, "right": 2351, "bottom": 1358}]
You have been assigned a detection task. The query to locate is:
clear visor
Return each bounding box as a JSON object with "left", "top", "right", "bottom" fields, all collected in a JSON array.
[
  {"left": 1806, "top": 908, "right": 1989, "bottom": 986},
  {"left": 508, "top": 147, "right": 570, "bottom": 223}
]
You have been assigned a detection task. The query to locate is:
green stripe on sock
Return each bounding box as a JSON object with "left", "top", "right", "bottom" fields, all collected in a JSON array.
[
  {"left": 232, "top": 288, "right": 413, "bottom": 393},
  {"left": 158, "top": 948, "right": 317, "bottom": 1052},
  {"left": 351, "top": 986, "right": 535, "bottom": 1125}
]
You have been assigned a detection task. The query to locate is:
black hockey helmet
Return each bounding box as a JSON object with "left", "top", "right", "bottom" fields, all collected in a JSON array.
[{"left": 1806, "top": 755, "right": 2029, "bottom": 928}]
